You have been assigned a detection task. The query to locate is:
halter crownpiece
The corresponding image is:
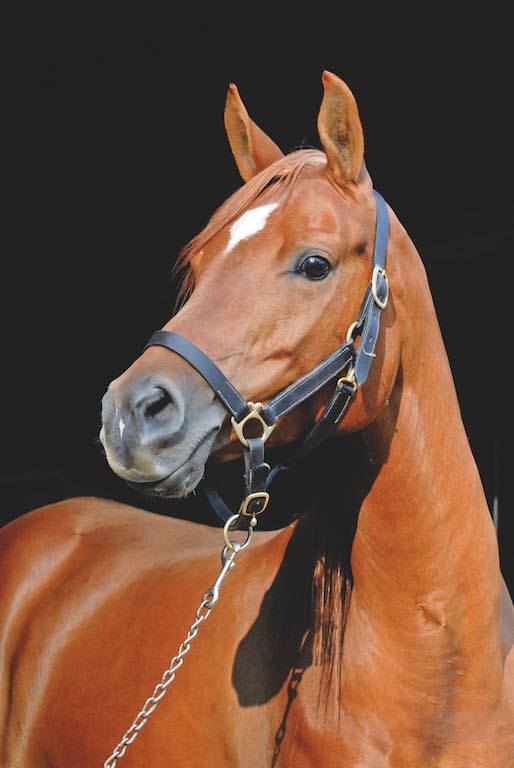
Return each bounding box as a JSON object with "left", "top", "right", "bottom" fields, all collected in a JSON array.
[{"left": 145, "top": 190, "right": 390, "bottom": 526}]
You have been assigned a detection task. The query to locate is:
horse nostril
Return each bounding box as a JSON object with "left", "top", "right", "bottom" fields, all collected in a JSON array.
[
  {"left": 129, "top": 378, "right": 186, "bottom": 439},
  {"left": 143, "top": 387, "right": 173, "bottom": 420}
]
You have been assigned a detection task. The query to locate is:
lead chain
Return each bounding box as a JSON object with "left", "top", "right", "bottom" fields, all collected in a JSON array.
[{"left": 103, "top": 515, "right": 253, "bottom": 767}]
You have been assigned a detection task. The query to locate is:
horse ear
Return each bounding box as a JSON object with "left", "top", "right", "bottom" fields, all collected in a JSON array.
[
  {"left": 317, "top": 71, "right": 366, "bottom": 185},
  {"left": 224, "top": 83, "right": 284, "bottom": 182}
]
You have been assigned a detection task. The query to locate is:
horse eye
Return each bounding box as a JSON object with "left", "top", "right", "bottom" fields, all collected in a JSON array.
[{"left": 299, "top": 254, "right": 331, "bottom": 280}]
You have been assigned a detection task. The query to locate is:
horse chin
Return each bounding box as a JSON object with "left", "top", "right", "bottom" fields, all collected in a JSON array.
[
  {"left": 128, "top": 464, "right": 203, "bottom": 499},
  {"left": 126, "top": 426, "right": 222, "bottom": 499}
]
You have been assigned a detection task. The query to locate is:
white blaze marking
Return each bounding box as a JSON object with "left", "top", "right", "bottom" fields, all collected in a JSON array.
[
  {"left": 119, "top": 418, "right": 125, "bottom": 438},
  {"left": 225, "top": 203, "right": 279, "bottom": 253}
]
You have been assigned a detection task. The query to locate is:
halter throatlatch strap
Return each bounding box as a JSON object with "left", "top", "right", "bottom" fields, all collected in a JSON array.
[{"left": 144, "top": 189, "right": 390, "bottom": 524}]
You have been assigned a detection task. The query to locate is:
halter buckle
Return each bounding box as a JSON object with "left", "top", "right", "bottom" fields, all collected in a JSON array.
[
  {"left": 371, "top": 265, "right": 389, "bottom": 309},
  {"left": 231, "top": 402, "right": 276, "bottom": 447},
  {"left": 240, "top": 491, "right": 270, "bottom": 517}
]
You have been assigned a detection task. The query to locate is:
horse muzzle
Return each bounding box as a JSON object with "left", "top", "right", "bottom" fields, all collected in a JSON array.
[{"left": 99, "top": 371, "right": 226, "bottom": 497}]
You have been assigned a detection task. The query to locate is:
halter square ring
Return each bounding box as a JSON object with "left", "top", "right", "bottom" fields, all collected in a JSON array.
[
  {"left": 231, "top": 402, "right": 276, "bottom": 447},
  {"left": 240, "top": 491, "right": 270, "bottom": 517}
]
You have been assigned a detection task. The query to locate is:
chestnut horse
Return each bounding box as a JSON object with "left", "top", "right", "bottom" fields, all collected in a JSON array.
[{"left": 1, "top": 71, "right": 513, "bottom": 767}]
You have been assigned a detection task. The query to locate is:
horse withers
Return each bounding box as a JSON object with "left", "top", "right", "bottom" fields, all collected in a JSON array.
[{"left": 1, "top": 71, "right": 513, "bottom": 767}]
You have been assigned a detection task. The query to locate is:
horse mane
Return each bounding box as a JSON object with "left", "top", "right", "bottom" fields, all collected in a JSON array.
[
  {"left": 171, "top": 148, "right": 328, "bottom": 308},
  {"left": 304, "top": 433, "right": 368, "bottom": 709}
]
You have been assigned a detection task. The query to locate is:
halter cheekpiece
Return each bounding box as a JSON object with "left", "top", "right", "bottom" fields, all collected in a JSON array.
[{"left": 145, "top": 190, "right": 390, "bottom": 527}]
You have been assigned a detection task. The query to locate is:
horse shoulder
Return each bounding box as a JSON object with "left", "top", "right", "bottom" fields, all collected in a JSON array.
[
  {"left": 0, "top": 498, "right": 291, "bottom": 766},
  {"left": 0, "top": 497, "right": 227, "bottom": 765},
  {"left": 0, "top": 495, "right": 223, "bottom": 610}
]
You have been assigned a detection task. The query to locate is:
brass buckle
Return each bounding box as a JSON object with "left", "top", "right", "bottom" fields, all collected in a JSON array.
[
  {"left": 371, "top": 265, "right": 388, "bottom": 309},
  {"left": 231, "top": 402, "right": 276, "bottom": 447},
  {"left": 240, "top": 491, "right": 270, "bottom": 517}
]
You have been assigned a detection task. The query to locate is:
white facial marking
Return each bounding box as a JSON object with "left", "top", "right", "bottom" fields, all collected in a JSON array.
[
  {"left": 225, "top": 203, "right": 279, "bottom": 253},
  {"left": 118, "top": 418, "right": 125, "bottom": 438}
]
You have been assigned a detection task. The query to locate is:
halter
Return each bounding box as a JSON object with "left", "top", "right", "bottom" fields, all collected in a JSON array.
[{"left": 145, "top": 190, "right": 390, "bottom": 528}]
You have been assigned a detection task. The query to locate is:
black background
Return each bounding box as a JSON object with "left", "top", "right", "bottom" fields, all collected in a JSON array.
[{"left": 3, "top": 6, "right": 513, "bottom": 590}]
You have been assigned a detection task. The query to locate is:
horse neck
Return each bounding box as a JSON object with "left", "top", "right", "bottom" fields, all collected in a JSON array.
[{"left": 350, "top": 221, "right": 503, "bottom": 679}]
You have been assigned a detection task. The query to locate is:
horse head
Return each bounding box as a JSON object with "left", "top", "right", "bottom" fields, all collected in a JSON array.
[{"left": 100, "top": 71, "right": 402, "bottom": 498}]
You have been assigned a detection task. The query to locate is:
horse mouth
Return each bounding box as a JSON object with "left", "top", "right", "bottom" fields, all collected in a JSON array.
[{"left": 127, "top": 426, "right": 220, "bottom": 498}]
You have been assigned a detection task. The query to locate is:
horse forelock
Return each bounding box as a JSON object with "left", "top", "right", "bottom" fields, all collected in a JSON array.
[{"left": 172, "top": 148, "right": 328, "bottom": 308}]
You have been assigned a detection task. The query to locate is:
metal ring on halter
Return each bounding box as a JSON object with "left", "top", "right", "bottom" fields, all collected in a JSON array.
[
  {"left": 371, "top": 265, "right": 389, "bottom": 309},
  {"left": 337, "top": 365, "right": 357, "bottom": 388},
  {"left": 346, "top": 320, "right": 362, "bottom": 343},
  {"left": 223, "top": 514, "right": 254, "bottom": 551}
]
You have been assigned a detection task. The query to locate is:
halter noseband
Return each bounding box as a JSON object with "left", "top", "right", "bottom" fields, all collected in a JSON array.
[{"left": 145, "top": 190, "right": 390, "bottom": 526}]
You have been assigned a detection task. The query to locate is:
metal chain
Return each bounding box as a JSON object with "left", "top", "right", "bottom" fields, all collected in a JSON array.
[{"left": 103, "top": 515, "right": 253, "bottom": 767}]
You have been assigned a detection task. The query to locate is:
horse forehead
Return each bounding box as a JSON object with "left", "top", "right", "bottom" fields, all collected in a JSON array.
[
  {"left": 224, "top": 202, "right": 280, "bottom": 254},
  {"left": 219, "top": 177, "right": 359, "bottom": 260}
]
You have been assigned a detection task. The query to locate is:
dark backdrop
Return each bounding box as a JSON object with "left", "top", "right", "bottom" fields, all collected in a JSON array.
[{"left": 4, "top": 6, "right": 513, "bottom": 590}]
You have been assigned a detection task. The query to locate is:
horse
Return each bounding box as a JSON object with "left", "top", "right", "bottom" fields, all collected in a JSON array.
[{"left": 1, "top": 70, "right": 513, "bottom": 767}]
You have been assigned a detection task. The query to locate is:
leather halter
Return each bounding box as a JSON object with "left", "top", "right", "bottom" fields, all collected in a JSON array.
[{"left": 145, "top": 190, "right": 390, "bottom": 524}]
